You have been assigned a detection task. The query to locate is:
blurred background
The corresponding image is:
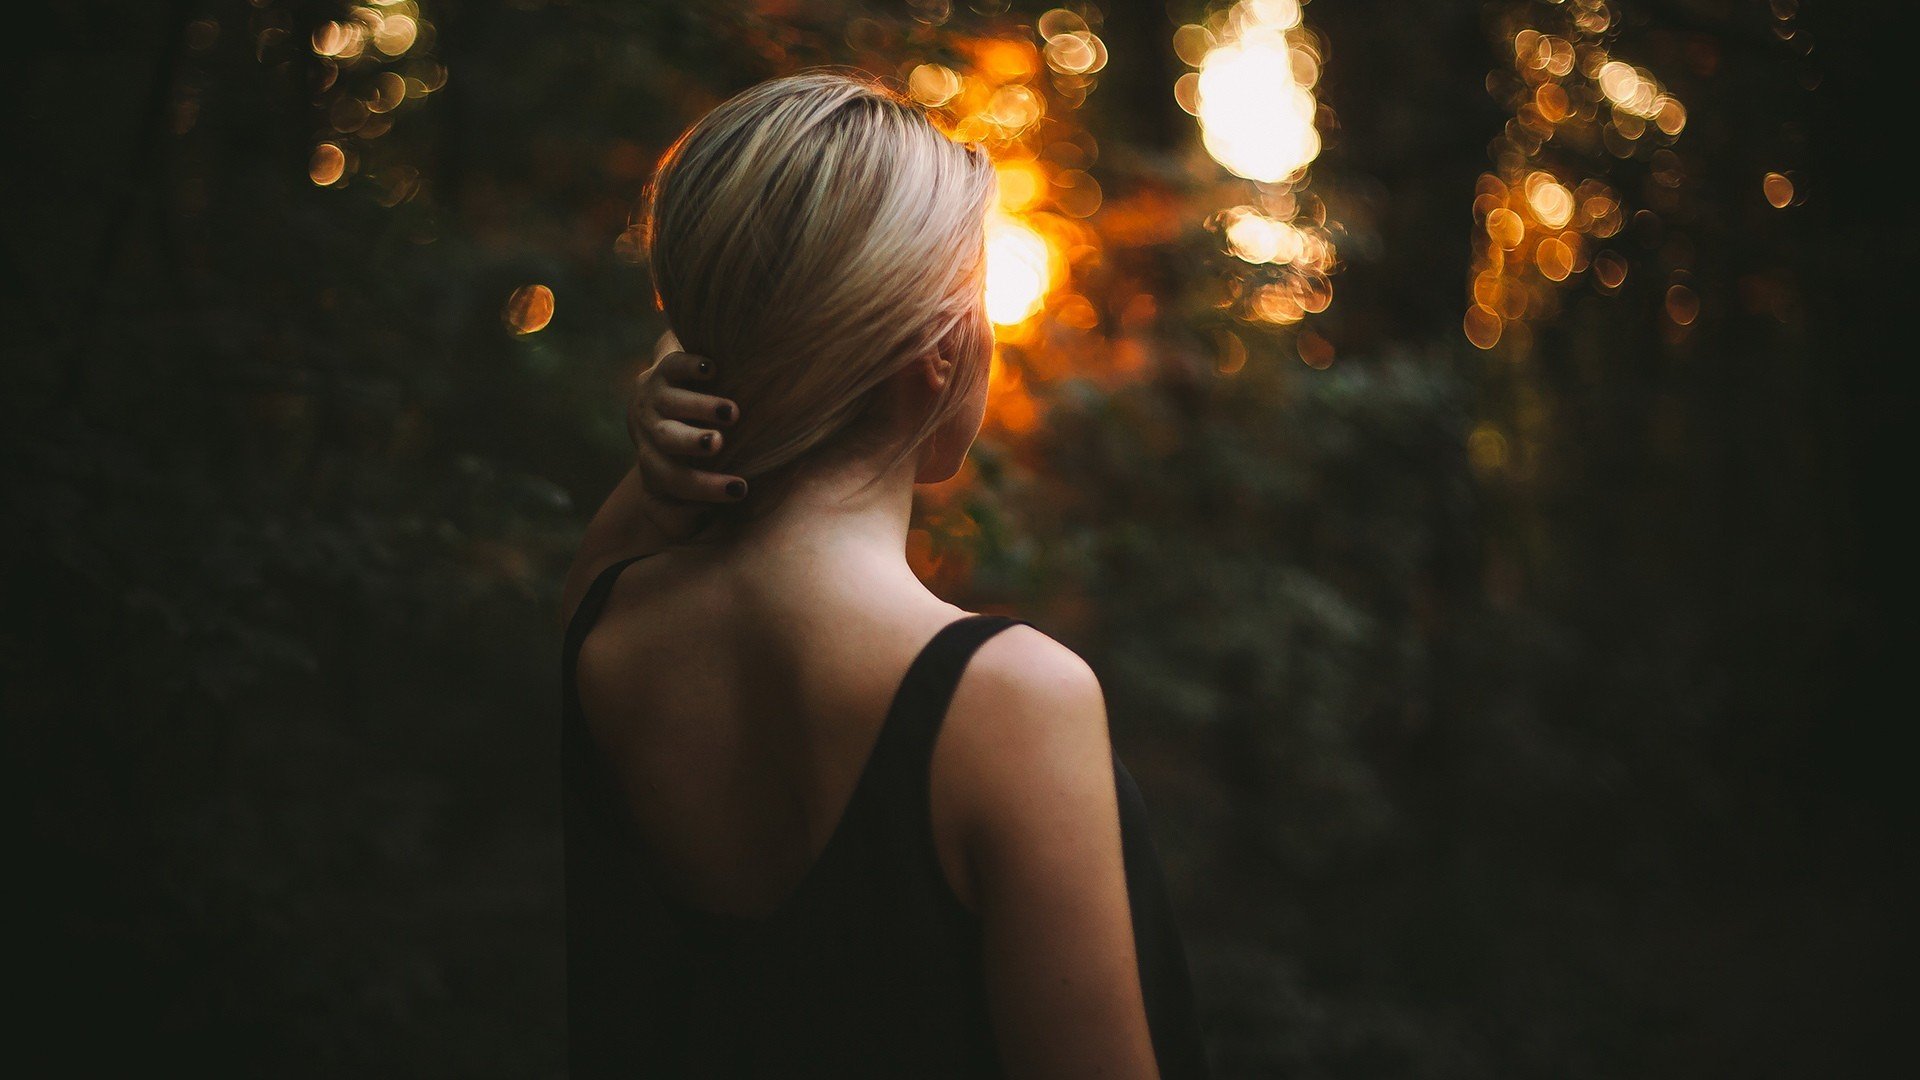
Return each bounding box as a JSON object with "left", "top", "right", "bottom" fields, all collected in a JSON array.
[{"left": 6, "top": 0, "right": 1907, "bottom": 1075}]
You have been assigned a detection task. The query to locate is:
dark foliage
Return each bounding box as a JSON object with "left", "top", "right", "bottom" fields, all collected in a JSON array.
[{"left": 6, "top": 1, "right": 1906, "bottom": 1076}]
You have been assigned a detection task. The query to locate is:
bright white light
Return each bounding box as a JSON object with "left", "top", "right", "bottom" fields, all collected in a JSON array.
[
  {"left": 984, "top": 214, "right": 1050, "bottom": 325},
  {"left": 1221, "top": 206, "right": 1304, "bottom": 265},
  {"left": 1196, "top": 29, "right": 1321, "bottom": 183}
]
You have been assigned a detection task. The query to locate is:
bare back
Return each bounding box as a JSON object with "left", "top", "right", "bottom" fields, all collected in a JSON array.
[
  {"left": 562, "top": 535, "right": 1208, "bottom": 1077},
  {"left": 572, "top": 544, "right": 976, "bottom": 920}
]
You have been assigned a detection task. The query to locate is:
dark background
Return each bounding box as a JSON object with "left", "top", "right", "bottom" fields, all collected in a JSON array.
[{"left": 6, "top": 1, "right": 1908, "bottom": 1076}]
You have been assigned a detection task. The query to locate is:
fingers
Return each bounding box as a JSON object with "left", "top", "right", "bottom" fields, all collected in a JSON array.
[
  {"left": 635, "top": 350, "right": 737, "bottom": 426},
  {"left": 653, "top": 384, "right": 737, "bottom": 427},
  {"left": 634, "top": 423, "right": 748, "bottom": 504},
  {"left": 677, "top": 470, "right": 749, "bottom": 504},
  {"left": 637, "top": 437, "right": 749, "bottom": 504},
  {"left": 629, "top": 351, "right": 715, "bottom": 422},
  {"left": 630, "top": 349, "right": 748, "bottom": 505},
  {"left": 649, "top": 417, "right": 724, "bottom": 459},
  {"left": 653, "top": 349, "right": 716, "bottom": 384}
]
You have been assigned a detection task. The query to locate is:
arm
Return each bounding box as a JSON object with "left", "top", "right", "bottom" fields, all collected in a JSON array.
[
  {"left": 559, "top": 333, "right": 745, "bottom": 624},
  {"left": 941, "top": 628, "right": 1161, "bottom": 1079}
]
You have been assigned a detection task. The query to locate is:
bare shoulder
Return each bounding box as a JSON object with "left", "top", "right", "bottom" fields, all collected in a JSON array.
[
  {"left": 938, "top": 624, "right": 1115, "bottom": 832},
  {"left": 937, "top": 624, "right": 1158, "bottom": 1075},
  {"left": 959, "top": 624, "right": 1106, "bottom": 718}
]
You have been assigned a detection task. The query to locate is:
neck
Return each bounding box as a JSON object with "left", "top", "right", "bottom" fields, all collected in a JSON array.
[{"left": 732, "top": 448, "right": 919, "bottom": 566}]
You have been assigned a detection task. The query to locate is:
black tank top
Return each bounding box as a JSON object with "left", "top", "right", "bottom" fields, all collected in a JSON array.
[{"left": 563, "top": 554, "right": 1211, "bottom": 1077}]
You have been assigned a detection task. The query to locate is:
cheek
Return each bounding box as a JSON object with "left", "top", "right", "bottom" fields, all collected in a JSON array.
[
  {"left": 965, "top": 362, "right": 991, "bottom": 430},
  {"left": 935, "top": 313, "right": 993, "bottom": 457}
]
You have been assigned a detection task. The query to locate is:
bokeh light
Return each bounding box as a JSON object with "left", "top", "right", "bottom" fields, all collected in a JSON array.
[
  {"left": 504, "top": 284, "right": 555, "bottom": 335},
  {"left": 1464, "top": 304, "right": 1503, "bottom": 350},
  {"left": 1763, "top": 171, "right": 1796, "bottom": 208},
  {"left": 1467, "top": 1, "right": 1687, "bottom": 348},
  {"left": 303, "top": 3, "right": 440, "bottom": 205},
  {"left": 984, "top": 213, "right": 1051, "bottom": 325},
  {"left": 898, "top": 10, "right": 1111, "bottom": 354},
  {"left": 1221, "top": 206, "right": 1304, "bottom": 266},
  {"left": 838, "top": 8, "right": 1118, "bottom": 438},
  {"left": 309, "top": 142, "right": 346, "bottom": 186},
  {"left": 1525, "top": 172, "right": 1575, "bottom": 229},
  {"left": 1593, "top": 250, "right": 1628, "bottom": 291},
  {"left": 1665, "top": 282, "right": 1699, "bottom": 326},
  {"left": 908, "top": 63, "right": 962, "bottom": 107},
  {"left": 1195, "top": 27, "right": 1319, "bottom": 183},
  {"left": 1180, "top": 0, "right": 1338, "bottom": 330},
  {"left": 994, "top": 160, "right": 1046, "bottom": 213}
]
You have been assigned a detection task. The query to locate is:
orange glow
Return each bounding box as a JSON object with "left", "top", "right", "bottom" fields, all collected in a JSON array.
[
  {"left": 1763, "top": 171, "right": 1795, "bottom": 208},
  {"left": 1665, "top": 284, "right": 1699, "bottom": 326},
  {"left": 1536, "top": 237, "right": 1573, "bottom": 282},
  {"left": 1487, "top": 208, "right": 1525, "bottom": 249},
  {"left": 368, "top": 71, "right": 405, "bottom": 113},
  {"left": 1534, "top": 83, "right": 1568, "bottom": 122},
  {"left": 1055, "top": 293, "right": 1099, "bottom": 330},
  {"left": 1654, "top": 98, "right": 1687, "bottom": 136},
  {"left": 1052, "top": 170, "right": 1102, "bottom": 218},
  {"left": 372, "top": 14, "right": 418, "bottom": 57},
  {"left": 985, "top": 352, "right": 1041, "bottom": 434},
  {"left": 1295, "top": 274, "right": 1332, "bottom": 314},
  {"left": 1172, "top": 24, "right": 1214, "bottom": 67},
  {"left": 1221, "top": 206, "right": 1303, "bottom": 265},
  {"left": 908, "top": 63, "right": 962, "bottom": 107},
  {"left": 1215, "top": 329, "right": 1248, "bottom": 374},
  {"left": 303, "top": 2, "right": 441, "bottom": 214},
  {"left": 973, "top": 39, "right": 1038, "bottom": 83},
  {"left": 1297, "top": 328, "right": 1334, "bottom": 369},
  {"left": 1464, "top": 305, "right": 1503, "bottom": 349},
  {"left": 1593, "top": 251, "right": 1627, "bottom": 291},
  {"left": 1598, "top": 61, "right": 1658, "bottom": 116},
  {"left": 1044, "top": 32, "right": 1105, "bottom": 76},
  {"left": 1469, "top": 8, "right": 1685, "bottom": 350},
  {"left": 1524, "top": 172, "right": 1574, "bottom": 229},
  {"left": 312, "top": 22, "right": 359, "bottom": 58},
  {"left": 1250, "top": 284, "right": 1304, "bottom": 325},
  {"left": 986, "top": 84, "right": 1042, "bottom": 132},
  {"left": 504, "top": 284, "right": 555, "bottom": 335},
  {"left": 995, "top": 161, "right": 1046, "bottom": 213},
  {"left": 1173, "top": 71, "right": 1201, "bottom": 115},
  {"left": 309, "top": 143, "right": 347, "bottom": 186},
  {"left": 904, "top": 21, "right": 1114, "bottom": 340}
]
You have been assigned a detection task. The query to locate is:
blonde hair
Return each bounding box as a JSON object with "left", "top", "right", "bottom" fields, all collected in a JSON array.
[{"left": 643, "top": 71, "right": 997, "bottom": 512}]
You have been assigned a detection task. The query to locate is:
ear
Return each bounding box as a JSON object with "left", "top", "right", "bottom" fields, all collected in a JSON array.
[{"left": 919, "top": 353, "right": 956, "bottom": 393}]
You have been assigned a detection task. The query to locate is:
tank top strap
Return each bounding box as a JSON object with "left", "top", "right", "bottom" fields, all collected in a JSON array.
[
  {"left": 562, "top": 553, "right": 656, "bottom": 782},
  {"left": 563, "top": 553, "right": 656, "bottom": 670},
  {"left": 857, "top": 614, "right": 1029, "bottom": 832}
]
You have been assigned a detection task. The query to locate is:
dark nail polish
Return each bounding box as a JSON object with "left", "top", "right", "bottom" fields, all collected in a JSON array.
[
  {"left": 716, "top": 403, "right": 735, "bottom": 423},
  {"left": 725, "top": 480, "right": 747, "bottom": 500},
  {"left": 699, "top": 432, "right": 715, "bottom": 451}
]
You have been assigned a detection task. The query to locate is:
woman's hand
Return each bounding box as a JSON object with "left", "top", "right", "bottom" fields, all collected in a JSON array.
[
  {"left": 561, "top": 336, "right": 745, "bottom": 622},
  {"left": 628, "top": 344, "right": 747, "bottom": 508}
]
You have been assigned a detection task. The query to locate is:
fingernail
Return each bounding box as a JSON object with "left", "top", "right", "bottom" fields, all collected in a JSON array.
[
  {"left": 725, "top": 480, "right": 747, "bottom": 500},
  {"left": 699, "top": 432, "right": 715, "bottom": 452},
  {"left": 716, "top": 403, "right": 735, "bottom": 423}
]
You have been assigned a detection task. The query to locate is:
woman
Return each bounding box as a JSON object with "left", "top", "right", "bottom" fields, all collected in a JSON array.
[{"left": 561, "top": 72, "right": 1208, "bottom": 1077}]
